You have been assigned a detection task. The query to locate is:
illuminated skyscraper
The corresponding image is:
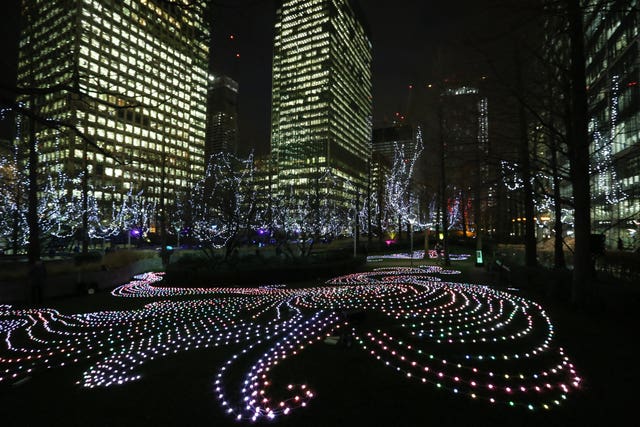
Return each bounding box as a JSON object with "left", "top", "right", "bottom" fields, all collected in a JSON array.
[
  {"left": 17, "top": 0, "right": 209, "bottom": 208},
  {"left": 270, "top": 0, "right": 372, "bottom": 206},
  {"left": 205, "top": 74, "right": 238, "bottom": 160}
]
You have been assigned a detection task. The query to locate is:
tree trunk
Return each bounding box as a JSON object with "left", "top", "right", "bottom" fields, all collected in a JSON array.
[
  {"left": 439, "top": 100, "right": 450, "bottom": 266},
  {"left": 367, "top": 161, "right": 372, "bottom": 245},
  {"left": 460, "top": 190, "right": 468, "bottom": 238},
  {"left": 550, "top": 135, "right": 566, "bottom": 269},
  {"left": 81, "top": 139, "right": 89, "bottom": 254},
  {"left": 27, "top": 92, "right": 40, "bottom": 265},
  {"left": 515, "top": 44, "right": 538, "bottom": 268},
  {"left": 355, "top": 189, "right": 360, "bottom": 253},
  {"left": 12, "top": 180, "right": 22, "bottom": 256},
  {"left": 567, "top": 0, "right": 594, "bottom": 307}
]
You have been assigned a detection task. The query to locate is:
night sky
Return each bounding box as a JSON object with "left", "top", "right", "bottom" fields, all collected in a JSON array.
[{"left": 0, "top": 0, "right": 495, "bottom": 154}]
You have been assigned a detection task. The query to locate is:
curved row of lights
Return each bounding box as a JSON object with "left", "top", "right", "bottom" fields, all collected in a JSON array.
[{"left": 0, "top": 264, "right": 580, "bottom": 421}]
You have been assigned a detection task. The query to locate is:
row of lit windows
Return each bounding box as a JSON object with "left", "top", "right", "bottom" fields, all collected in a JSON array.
[
  {"left": 281, "top": 31, "right": 329, "bottom": 49},
  {"left": 79, "top": 49, "right": 191, "bottom": 104},
  {"left": 20, "top": 0, "right": 207, "bottom": 205},
  {"left": 80, "top": 112, "right": 190, "bottom": 143},
  {"left": 83, "top": 0, "right": 200, "bottom": 49},
  {"left": 71, "top": 152, "right": 192, "bottom": 182},
  {"left": 24, "top": 5, "right": 70, "bottom": 45},
  {"left": 81, "top": 6, "right": 194, "bottom": 67}
]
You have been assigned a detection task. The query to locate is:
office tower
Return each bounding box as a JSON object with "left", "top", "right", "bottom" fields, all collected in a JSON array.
[
  {"left": 270, "top": 0, "right": 372, "bottom": 207},
  {"left": 424, "top": 82, "right": 490, "bottom": 237},
  {"left": 583, "top": 1, "right": 639, "bottom": 248},
  {"left": 205, "top": 74, "right": 238, "bottom": 161},
  {"left": 372, "top": 124, "right": 417, "bottom": 164},
  {"left": 17, "top": 0, "right": 209, "bottom": 210}
]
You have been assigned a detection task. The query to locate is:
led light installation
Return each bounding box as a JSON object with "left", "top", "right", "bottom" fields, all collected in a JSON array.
[
  {"left": 0, "top": 267, "right": 580, "bottom": 421},
  {"left": 367, "top": 250, "right": 470, "bottom": 262}
]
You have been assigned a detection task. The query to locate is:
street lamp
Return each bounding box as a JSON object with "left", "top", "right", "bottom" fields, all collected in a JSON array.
[
  {"left": 348, "top": 210, "right": 357, "bottom": 257},
  {"left": 407, "top": 213, "right": 417, "bottom": 266}
]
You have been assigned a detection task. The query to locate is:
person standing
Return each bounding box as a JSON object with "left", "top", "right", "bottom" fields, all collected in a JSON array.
[{"left": 618, "top": 237, "right": 624, "bottom": 251}]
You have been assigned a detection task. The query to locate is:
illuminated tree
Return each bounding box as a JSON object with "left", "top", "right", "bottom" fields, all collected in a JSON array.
[
  {"left": 383, "top": 128, "right": 424, "bottom": 238},
  {"left": 0, "top": 133, "right": 84, "bottom": 253},
  {"left": 191, "top": 152, "right": 257, "bottom": 260},
  {"left": 0, "top": 146, "right": 27, "bottom": 253},
  {"left": 260, "top": 169, "right": 353, "bottom": 259},
  {"left": 84, "top": 189, "right": 155, "bottom": 249}
]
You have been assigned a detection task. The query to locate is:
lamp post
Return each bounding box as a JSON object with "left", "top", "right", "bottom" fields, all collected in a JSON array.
[
  {"left": 353, "top": 215, "right": 357, "bottom": 257},
  {"left": 408, "top": 213, "right": 417, "bottom": 266},
  {"left": 348, "top": 211, "right": 356, "bottom": 257},
  {"left": 437, "top": 91, "right": 451, "bottom": 266}
]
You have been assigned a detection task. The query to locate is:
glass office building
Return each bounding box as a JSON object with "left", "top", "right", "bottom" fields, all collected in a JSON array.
[
  {"left": 17, "top": 0, "right": 209, "bottom": 208},
  {"left": 584, "top": 1, "right": 640, "bottom": 248},
  {"left": 270, "top": 0, "right": 372, "bottom": 207},
  {"left": 205, "top": 75, "right": 238, "bottom": 160}
]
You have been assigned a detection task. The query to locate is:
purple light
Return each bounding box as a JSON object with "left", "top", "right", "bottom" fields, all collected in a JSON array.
[{"left": 130, "top": 228, "right": 141, "bottom": 237}]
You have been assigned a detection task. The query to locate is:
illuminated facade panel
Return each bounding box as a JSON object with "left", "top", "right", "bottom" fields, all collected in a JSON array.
[
  {"left": 17, "top": 0, "right": 209, "bottom": 207},
  {"left": 583, "top": 0, "right": 639, "bottom": 247},
  {"left": 271, "top": 0, "right": 372, "bottom": 207}
]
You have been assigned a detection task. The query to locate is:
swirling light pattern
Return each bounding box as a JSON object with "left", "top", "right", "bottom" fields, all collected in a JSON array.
[
  {"left": 367, "top": 250, "right": 471, "bottom": 262},
  {"left": 0, "top": 267, "right": 581, "bottom": 421}
]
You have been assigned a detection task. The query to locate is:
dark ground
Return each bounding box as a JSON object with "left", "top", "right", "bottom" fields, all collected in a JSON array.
[{"left": 0, "top": 255, "right": 636, "bottom": 426}]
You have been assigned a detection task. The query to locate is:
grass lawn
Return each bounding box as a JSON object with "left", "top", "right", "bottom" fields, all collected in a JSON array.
[{"left": 0, "top": 250, "right": 634, "bottom": 426}]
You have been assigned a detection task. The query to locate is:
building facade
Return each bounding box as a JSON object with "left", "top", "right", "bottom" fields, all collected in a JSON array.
[
  {"left": 205, "top": 74, "right": 238, "bottom": 161},
  {"left": 372, "top": 124, "right": 416, "bottom": 165},
  {"left": 270, "top": 0, "right": 372, "bottom": 208},
  {"left": 584, "top": 0, "right": 640, "bottom": 249},
  {"left": 436, "top": 83, "right": 490, "bottom": 237},
  {"left": 17, "top": 0, "right": 209, "bottom": 210}
]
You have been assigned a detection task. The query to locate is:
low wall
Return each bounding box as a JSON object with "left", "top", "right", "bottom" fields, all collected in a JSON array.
[{"left": 0, "top": 258, "right": 161, "bottom": 304}]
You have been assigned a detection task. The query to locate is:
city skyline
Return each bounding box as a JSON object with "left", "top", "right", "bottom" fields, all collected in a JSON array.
[{"left": 1, "top": 0, "right": 492, "bottom": 154}]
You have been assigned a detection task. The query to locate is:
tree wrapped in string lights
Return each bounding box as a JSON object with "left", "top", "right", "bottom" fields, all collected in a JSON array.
[
  {"left": 0, "top": 142, "right": 86, "bottom": 253},
  {"left": 0, "top": 150, "right": 27, "bottom": 253},
  {"left": 590, "top": 75, "right": 627, "bottom": 207},
  {"left": 357, "top": 185, "right": 380, "bottom": 239},
  {"left": 85, "top": 189, "right": 155, "bottom": 248},
  {"left": 260, "top": 169, "right": 352, "bottom": 258},
  {"left": 190, "top": 152, "right": 257, "bottom": 259},
  {"left": 272, "top": 186, "right": 319, "bottom": 258},
  {"left": 166, "top": 188, "right": 191, "bottom": 248},
  {"left": 39, "top": 170, "right": 84, "bottom": 243},
  {"left": 384, "top": 128, "right": 424, "bottom": 238}
]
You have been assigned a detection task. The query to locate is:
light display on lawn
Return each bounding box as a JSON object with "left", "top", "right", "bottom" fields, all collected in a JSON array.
[
  {"left": 367, "top": 250, "right": 470, "bottom": 262},
  {"left": 0, "top": 268, "right": 580, "bottom": 420}
]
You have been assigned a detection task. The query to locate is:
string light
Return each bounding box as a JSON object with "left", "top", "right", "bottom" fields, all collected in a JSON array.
[
  {"left": 190, "top": 152, "right": 257, "bottom": 250},
  {"left": 0, "top": 266, "right": 581, "bottom": 420}
]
